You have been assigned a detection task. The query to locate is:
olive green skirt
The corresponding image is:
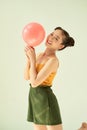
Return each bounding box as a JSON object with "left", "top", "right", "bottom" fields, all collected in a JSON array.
[{"left": 27, "top": 84, "right": 62, "bottom": 125}]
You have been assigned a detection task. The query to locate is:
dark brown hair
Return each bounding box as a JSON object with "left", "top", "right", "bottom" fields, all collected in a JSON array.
[{"left": 54, "top": 27, "right": 75, "bottom": 50}]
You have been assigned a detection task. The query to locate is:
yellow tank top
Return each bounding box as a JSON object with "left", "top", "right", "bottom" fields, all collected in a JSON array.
[{"left": 36, "top": 64, "right": 56, "bottom": 86}]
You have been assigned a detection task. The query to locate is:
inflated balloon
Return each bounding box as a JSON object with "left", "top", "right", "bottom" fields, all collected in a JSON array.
[{"left": 22, "top": 22, "right": 45, "bottom": 47}]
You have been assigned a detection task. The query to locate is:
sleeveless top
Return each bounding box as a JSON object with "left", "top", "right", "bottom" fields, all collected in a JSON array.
[{"left": 36, "top": 64, "right": 56, "bottom": 86}]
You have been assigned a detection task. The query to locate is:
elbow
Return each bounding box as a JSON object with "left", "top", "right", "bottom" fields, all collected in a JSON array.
[
  {"left": 30, "top": 83, "right": 37, "bottom": 88},
  {"left": 30, "top": 80, "right": 43, "bottom": 88},
  {"left": 30, "top": 78, "right": 42, "bottom": 88},
  {"left": 24, "top": 75, "right": 30, "bottom": 80},
  {"left": 30, "top": 81, "right": 39, "bottom": 88}
]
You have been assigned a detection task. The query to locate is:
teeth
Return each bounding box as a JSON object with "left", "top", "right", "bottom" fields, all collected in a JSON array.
[{"left": 48, "top": 41, "right": 51, "bottom": 44}]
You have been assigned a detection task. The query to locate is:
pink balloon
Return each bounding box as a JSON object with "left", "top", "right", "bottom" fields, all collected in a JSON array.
[{"left": 22, "top": 22, "right": 45, "bottom": 47}]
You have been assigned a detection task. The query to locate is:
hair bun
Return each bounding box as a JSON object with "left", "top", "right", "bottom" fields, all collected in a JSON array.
[{"left": 68, "top": 37, "right": 75, "bottom": 47}]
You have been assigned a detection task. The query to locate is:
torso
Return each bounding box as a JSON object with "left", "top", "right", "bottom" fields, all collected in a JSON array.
[
  {"left": 36, "top": 52, "right": 59, "bottom": 72},
  {"left": 36, "top": 53, "right": 58, "bottom": 86}
]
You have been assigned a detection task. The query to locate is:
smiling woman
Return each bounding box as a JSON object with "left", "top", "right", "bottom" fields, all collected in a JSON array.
[
  {"left": 0, "top": 0, "right": 87, "bottom": 130},
  {"left": 24, "top": 26, "right": 75, "bottom": 130}
]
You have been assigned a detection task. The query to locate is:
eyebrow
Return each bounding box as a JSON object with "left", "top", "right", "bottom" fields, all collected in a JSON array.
[
  {"left": 54, "top": 33, "right": 60, "bottom": 39},
  {"left": 51, "top": 32, "right": 60, "bottom": 38},
  {"left": 56, "top": 35, "right": 60, "bottom": 39}
]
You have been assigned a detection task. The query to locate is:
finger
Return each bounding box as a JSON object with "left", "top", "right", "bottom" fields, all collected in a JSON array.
[
  {"left": 24, "top": 46, "right": 30, "bottom": 52},
  {"left": 24, "top": 46, "right": 28, "bottom": 51},
  {"left": 27, "top": 46, "right": 34, "bottom": 50},
  {"left": 24, "top": 48, "right": 27, "bottom": 52},
  {"left": 25, "top": 53, "right": 30, "bottom": 59},
  {"left": 25, "top": 52, "right": 27, "bottom": 56},
  {"left": 26, "top": 45, "right": 33, "bottom": 48},
  {"left": 30, "top": 46, "right": 34, "bottom": 49},
  {"left": 30, "top": 47, "right": 35, "bottom": 52}
]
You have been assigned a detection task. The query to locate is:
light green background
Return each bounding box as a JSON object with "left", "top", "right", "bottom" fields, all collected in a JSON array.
[{"left": 0, "top": 0, "right": 87, "bottom": 130}]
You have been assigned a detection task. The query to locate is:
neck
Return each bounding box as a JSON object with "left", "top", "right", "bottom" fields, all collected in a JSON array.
[{"left": 43, "top": 48, "right": 56, "bottom": 57}]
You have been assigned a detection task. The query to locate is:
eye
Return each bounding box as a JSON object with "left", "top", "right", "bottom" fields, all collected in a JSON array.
[
  {"left": 49, "top": 33, "right": 59, "bottom": 41},
  {"left": 55, "top": 37, "right": 58, "bottom": 41}
]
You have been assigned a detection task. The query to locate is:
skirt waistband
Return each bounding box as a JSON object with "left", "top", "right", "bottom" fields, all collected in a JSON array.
[{"left": 29, "top": 84, "right": 52, "bottom": 89}]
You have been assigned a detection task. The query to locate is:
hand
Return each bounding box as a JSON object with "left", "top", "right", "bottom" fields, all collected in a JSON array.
[{"left": 25, "top": 46, "right": 36, "bottom": 62}]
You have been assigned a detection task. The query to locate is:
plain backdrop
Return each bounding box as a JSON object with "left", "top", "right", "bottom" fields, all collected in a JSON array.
[{"left": 0, "top": 0, "right": 87, "bottom": 130}]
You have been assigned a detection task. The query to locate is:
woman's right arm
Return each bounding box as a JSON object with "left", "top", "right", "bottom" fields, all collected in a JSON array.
[
  {"left": 24, "top": 46, "right": 30, "bottom": 80},
  {"left": 24, "top": 59, "right": 30, "bottom": 80}
]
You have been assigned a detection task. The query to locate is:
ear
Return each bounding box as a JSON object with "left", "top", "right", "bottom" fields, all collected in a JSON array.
[{"left": 59, "top": 44, "right": 65, "bottom": 50}]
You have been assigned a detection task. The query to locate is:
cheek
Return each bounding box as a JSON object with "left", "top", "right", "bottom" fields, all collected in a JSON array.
[
  {"left": 54, "top": 41, "right": 62, "bottom": 48},
  {"left": 52, "top": 41, "right": 59, "bottom": 48},
  {"left": 58, "top": 39, "right": 63, "bottom": 45},
  {"left": 46, "top": 35, "right": 50, "bottom": 42}
]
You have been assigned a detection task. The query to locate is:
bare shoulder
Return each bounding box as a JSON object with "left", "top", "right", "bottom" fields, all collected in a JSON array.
[
  {"left": 49, "top": 56, "right": 59, "bottom": 63},
  {"left": 46, "top": 56, "right": 59, "bottom": 71}
]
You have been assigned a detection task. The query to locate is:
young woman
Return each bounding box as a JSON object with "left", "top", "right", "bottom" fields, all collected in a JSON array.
[{"left": 24, "top": 27, "right": 75, "bottom": 130}]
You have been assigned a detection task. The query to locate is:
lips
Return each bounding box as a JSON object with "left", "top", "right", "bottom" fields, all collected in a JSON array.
[{"left": 46, "top": 40, "right": 52, "bottom": 45}]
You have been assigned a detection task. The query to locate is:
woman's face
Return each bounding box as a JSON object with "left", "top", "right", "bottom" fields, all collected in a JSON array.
[{"left": 46, "top": 29, "right": 65, "bottom": 50}]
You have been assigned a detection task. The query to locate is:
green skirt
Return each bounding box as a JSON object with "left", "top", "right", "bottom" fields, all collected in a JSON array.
[{"left": 27, "top": 84, "right": 62, "bottom": 125}]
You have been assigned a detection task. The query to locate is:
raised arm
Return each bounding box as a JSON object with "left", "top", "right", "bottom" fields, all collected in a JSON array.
[
  {"left": 24, "top": 46, "right": 59, "bottom": 87},
  {"left": 24, "top": 59, "right": 30, "bottom": 80},
  {"left": 24, "top": 46, "right": 30, "bottom": 80},
  {"left": 24, "top": 46, "right": 42, "bottom": 80}
]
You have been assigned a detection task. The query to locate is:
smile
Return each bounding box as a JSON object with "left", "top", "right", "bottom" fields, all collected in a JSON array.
[{"left": 47, "top": 40, "right": 52, "bottom": 45}]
